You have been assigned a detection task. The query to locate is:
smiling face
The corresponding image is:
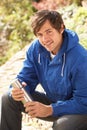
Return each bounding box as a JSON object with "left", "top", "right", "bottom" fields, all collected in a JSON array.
[{"left": 36, "top": 20, "right": 64, "bottom": 55}]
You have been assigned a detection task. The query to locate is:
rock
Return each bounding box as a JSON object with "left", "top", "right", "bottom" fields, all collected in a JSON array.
[{"left": 0, "top": 45, "right": 28, "bottom": 91}]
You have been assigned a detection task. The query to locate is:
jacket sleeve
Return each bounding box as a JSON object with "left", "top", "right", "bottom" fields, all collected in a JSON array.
[
  {"left": 51, "top": 55, "right": 87, "bottom": 117},
  {"left": 17, "top": 43, "right": 39, "bottom": 93}
]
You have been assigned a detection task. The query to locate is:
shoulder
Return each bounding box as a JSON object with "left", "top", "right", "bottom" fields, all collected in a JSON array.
[
  {"left": 27, "top": 39, "right": 40, "bottom": 50},
  {"left": 26, "top": 39, "right": 41, "bottom": 55}
]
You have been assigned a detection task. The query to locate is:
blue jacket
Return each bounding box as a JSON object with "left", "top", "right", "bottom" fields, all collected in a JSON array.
[{"left": 17, "top": 29, "right": 87, "bottom": 117}]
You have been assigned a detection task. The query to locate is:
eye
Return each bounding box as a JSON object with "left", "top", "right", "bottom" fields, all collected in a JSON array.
[{"left": 47, "top": 30, "right": 53, "bottom": 35}]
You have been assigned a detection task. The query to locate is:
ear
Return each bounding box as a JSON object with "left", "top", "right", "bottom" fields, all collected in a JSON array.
[{"left": 60, "top": 24, "right": 65, "bottom": 34}]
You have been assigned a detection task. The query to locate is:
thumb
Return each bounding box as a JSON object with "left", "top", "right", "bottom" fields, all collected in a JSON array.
[{"left": 22, "top": 82, "right": 27, "bottom": 87}]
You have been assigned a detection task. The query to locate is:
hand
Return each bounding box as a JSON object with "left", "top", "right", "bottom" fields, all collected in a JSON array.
[
  {"left": 11, "top": 87, "right": 24, "bottom": 101},
  {"left": 11, "top": 81, "right": 27, "bottom": 102},
  {"left": 24, "top": 101, "right": 53, "bottom": 118}
]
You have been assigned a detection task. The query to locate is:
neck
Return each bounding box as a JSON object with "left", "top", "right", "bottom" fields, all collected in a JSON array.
[{"left": 52, "top": 38, "right": 63, "bottom": 55}]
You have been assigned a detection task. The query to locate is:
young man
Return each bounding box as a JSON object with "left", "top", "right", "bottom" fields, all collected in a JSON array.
[{"left": 1, "top": 10, "right": 87, "bottom": 130}]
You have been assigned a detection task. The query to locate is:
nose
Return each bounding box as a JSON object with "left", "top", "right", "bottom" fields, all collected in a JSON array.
[{"left": 42, "top": 34, "right": 49, "bottom": 43}]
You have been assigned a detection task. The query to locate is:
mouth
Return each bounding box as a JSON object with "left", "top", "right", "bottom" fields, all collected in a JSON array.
[{"left": 45, "top": 41, "right": 53, "bottom": 47}]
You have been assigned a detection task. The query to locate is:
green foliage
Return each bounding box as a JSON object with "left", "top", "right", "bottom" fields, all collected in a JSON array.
[
  {"left": 0, "top": 0, "right": 35, "bottom": 66},
  {"left": 73, "top": 0, "right": 82, "bottom": 6},
  {"left": 59, "top": 5, "right": 87, "bottom": 49},
  {"left": 0, "top": 57, "right": 8, "bottom": 66},
  {"left": 69, "top": 7, "right": 87, "bottom": 48},
  {"left": 73, "top": 7, "right": 87, "bottom": 27},
  {"left": 1, "top": 0, "right": 34, "bottom": 43}
]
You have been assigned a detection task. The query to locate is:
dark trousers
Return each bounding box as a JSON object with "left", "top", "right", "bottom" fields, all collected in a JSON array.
[{"left": 1, "top": 91, "right": 87, "bottom": 130}]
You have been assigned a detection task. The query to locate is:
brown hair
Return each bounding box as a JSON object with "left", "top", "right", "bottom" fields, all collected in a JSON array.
[{"left": 31, "top": 10, "right": 65, "bottom": 35}]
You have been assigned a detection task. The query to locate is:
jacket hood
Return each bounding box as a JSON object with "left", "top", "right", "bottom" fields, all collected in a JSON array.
[
  {"left": 64, "top": 29, "right": 79, "bottom": 52},
  {"left": 37, "top": 29, "right": 79, "bottom": 76},
  {"left": 60, "top": 29, "right": 79, "bottom": 76}
]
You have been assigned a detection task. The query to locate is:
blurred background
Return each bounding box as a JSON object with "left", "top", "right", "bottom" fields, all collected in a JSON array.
[
  {"left": 0, "top": 1, "right": 87, "bottom": 129},
  {"left": 0, "top": 0, "right": 87, "bottom": 66}
]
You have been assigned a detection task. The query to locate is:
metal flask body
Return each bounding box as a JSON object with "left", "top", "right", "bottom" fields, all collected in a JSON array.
[{"left": 11, "top": 79, "right": 32, "bottom": 104}]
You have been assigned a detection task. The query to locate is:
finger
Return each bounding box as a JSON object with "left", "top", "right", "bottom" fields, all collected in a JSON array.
[
  {"left": 25, "top": 105, "right": 35, "bottom": 113},
  {"left": 28, "top": 111, "right": 37, "bottom": 118},
  {"left": 26, "top": 108, "right": 37, "bottom": 118},
  {"left": 12, "top": 92, "right": 24, "bottom": 98},
  {"left": 22, "top": 82, "right": 27, "bottom": 87},
  {"left": 13, "top": 93, "right": 24, "bottom": 98},
  {"left": 24, "top": 101, "right": 37, "bottom": 107},
  {"left": 12, "top": 94, "right": 24, "bottom": 101},
  {"left": 11, "top": 90, "right": 24, "bottom": 101}
]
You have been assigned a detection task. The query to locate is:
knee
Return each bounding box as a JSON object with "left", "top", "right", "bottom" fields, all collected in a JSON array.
[
  {"left": 2, "top": 93, "right": 9, "bottom": 103},
  {"left": 1, "top": 93, "right": 14, "bottom": 108},
  {"left": 1, "top": 92, "right": 19, "bottom": 111},
  {"left": 53, "top": 115, "right": 87, "bottom": 130},
  {"left": 53, "top": 119, "right": 67, "bottom": 130},
  {"left": 53, "top": 116, "right": 73, "bottom": 130}
]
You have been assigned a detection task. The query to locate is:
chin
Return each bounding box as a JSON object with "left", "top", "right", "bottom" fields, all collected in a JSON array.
[{"left": 46, "top": 47, "right": 52, "bottom": 51}]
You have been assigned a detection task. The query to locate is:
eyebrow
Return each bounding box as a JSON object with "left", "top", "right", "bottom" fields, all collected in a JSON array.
[{"left": 37, "top": 28, "right": 52, "bottom": 35}]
